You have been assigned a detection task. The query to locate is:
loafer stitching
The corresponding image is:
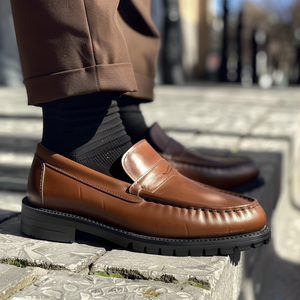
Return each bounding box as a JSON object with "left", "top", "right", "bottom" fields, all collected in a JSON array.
[{"left": 40, "top": 162, "right": 45, "bottom": 207}]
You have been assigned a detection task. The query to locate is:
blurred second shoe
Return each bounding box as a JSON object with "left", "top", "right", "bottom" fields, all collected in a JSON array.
[{"left": 149, "top": 123, "right": 259, "bottom": 189}]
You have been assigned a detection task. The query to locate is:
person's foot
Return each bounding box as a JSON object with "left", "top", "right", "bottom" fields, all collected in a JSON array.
[
  {"left": 41, "top": 93, "right": 133, "bottom": 182},
  {"left": 23, "top": 140, "right": 270, "bottom": 256},
  {"left": 148, "top": 123, "right": 259, "bottom": 189}
]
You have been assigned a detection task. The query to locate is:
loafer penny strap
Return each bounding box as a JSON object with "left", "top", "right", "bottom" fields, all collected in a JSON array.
[{"left": 122, "top": 140, "right": 178, "bottom": 196}]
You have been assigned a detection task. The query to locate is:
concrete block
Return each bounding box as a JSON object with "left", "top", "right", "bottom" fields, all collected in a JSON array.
[
  {"left": 0, "top": 166, "right": 28, "bottom": 192},
  {"left": 183, "top": 134, "right": 240, "bottom": 150},
  {"left": 0, "top": 87, "right": 40, "bottom": 117},
  {"left": 0, "top": 264, "right": 36, "bottom": 300},
  {"left": 91, "top": 249, "right": 242, "bottom": 300},
  {"left": 0, "top": 191, "right": 22, "bottom": 222},
  {"left": 10, "top": 271, "right": 211, "bottom": 300},
  {"left": 0, "top": 216, "right": 106, "bottom": 273},
  {"left": 0, "top": 119, "right": 42, "bottom": 138}
]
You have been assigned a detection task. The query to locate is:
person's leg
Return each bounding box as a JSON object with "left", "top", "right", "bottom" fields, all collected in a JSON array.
[
  {"left": 115, "top": 0, "right": 159, "bottom": 147},
  {"left": 116, "top": 1, "right": 259, "bottom": 189},
  {"left": 117, "top": 0, "right": 160, "bottom": 102},
  {"left": 116, "top": 1, "right": 159, "bottom": 146},
  {"left": 11, "top": 0, "right": 136, "bottom": 180}
]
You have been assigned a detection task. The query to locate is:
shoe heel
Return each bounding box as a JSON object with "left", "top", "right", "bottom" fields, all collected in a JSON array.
[{"left": 21, "top": 198, "right": 75, "bottom": 243}]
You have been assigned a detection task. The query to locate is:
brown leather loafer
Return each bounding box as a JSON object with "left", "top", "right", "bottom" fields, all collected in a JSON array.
[
  {"left": 149, "top": 123, "right": 259, "bottom": 189},
  {"left": 21, "top": 140, "right": 270, "bottom": 256}
]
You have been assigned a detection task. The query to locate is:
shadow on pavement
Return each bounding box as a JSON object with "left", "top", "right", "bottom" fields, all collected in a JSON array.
[{"left": 240, "top": 238, "right": 300, "bottom": 300}]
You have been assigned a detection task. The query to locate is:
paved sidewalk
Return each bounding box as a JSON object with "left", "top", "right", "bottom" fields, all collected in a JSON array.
[{"left": 0, "top": 85, "right": 300, "bottom": 300}]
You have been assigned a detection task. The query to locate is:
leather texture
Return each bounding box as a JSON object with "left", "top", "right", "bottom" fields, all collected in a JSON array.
[
  {"left": 27, "top": 140, "right": 267, "bottom": 239},
  {"left": 149, "top": 123, "right": 259, "bottom": 189}
]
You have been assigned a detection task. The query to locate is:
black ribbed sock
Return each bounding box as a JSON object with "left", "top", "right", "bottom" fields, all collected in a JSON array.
[
  {"left": 41, "top": 92, "right": 132, "bottom": 181},
  {"left": 117, "top": 95, "right": 151, "bottom": 143},
  {"left": 117, "top": 95, "right": 160, "bottom": 151}
]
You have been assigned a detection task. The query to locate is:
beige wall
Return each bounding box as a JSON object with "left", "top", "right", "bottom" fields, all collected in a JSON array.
[{"left": 179, "top": 0, "right": 210, "bottom": 78}]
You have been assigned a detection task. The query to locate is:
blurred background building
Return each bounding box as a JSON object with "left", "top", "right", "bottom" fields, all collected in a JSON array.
[
  {"left": 152, "top": 0, "right": 300, "bottom": 88},
  {"left": 0, "top": 0, "right": 22, "bottom": 86},
  {"left": 0, "top": 0, "right": 299, "bottom": 88}
]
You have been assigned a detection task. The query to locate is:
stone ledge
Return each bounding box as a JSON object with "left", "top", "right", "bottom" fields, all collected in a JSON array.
[
  {"left": 10, "top": 271, "right": 211, "bottom": 300},
  {"left": 91, "top": 249, "right": 242, "bottom": 299},
  {"left": 0, "top": 216, "right": 106, "bottom": 273},
  {"left": 0, "top": 191, "right": 22, "bottom": 223},
  {"left": 0, "top": 265, "right": 46, "bottom": 300}
]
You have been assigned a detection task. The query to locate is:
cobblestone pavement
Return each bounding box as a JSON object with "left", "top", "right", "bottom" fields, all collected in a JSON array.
[{"left": 0, "top": 85, "right": 300, "bottom": 300}]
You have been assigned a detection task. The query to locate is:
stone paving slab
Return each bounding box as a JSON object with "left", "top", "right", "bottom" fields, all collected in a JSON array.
[
  {"left": 0, "top": 210, "right": 18, "bottom": 225},
  {"left": 151, "top": 85, "right": 300, "bottom": 105},
  {"left": 0, "top": 216, "right": 106, "bottom": 273},
  {"left": 0, "top": 87, "right": 40, "bottom": 117},
  {"left": 0, "top": 153, "right": 33, "bottom": 167},
  {"left": 0, "top": 265, "right": 46, "bottom": 300},
  {"left": 0, "top": 136, "right": 38, "bottom": 156},
  {"left": 91, "top": 249, "right": 242, "bottom": 299},
  {"left": 238, "top": 138, "right": 289, "bottom": 193},
  {"left": 10, "top": 271, "right": 211, "bottom": 300},
  {"left": 0, "top": 191, "right": 22, "bottom": 213},
  {"left": 0, "top": 166, "right": 29, "bottom": 192},
  {"left": 0, "top": 191, "right": 22, "bottom": 223},
  {"left": 144, "top": 86, "right": 300, "bottom": 148},
  {"left": 0, "top": 119, "right": 42, "bottom": 138}
]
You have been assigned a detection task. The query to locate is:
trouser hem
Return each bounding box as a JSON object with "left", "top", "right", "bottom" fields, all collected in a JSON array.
[
  {"left": 25, "top": 63, "right": 137, "bottom": 105},
  {"left": 125, "top": 72, "right": 154, "bottom": 102}
]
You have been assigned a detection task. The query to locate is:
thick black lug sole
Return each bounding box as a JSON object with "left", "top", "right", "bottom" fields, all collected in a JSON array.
[{"left": 21, "top": 197, "right": 271, "bottom": 256}]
